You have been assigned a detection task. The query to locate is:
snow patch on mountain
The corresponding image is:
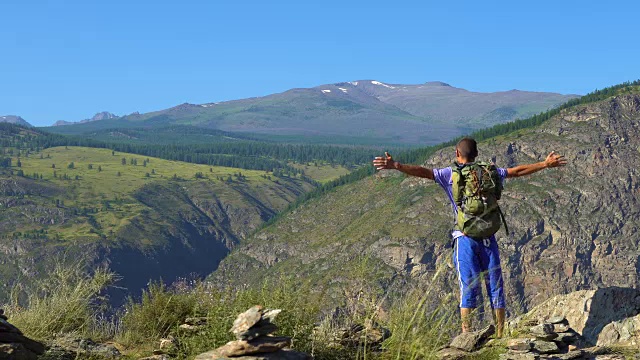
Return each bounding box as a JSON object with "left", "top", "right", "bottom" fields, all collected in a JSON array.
[{"left": 371, "top": 81, "right": 396, "bottom": 89}]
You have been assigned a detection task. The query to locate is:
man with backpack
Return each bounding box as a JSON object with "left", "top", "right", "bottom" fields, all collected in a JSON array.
[{"left": 373, "top": 137, "right": 566, "bottom": 337}]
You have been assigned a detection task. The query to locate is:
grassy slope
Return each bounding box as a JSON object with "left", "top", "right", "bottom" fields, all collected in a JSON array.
[{"left": 13, "top": 147, "right": 282, "bottom": 240}]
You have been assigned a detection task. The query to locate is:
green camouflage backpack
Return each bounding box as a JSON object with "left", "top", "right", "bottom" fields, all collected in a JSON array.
[{"left": 451, "top": 161, "right": 508, "bottom": 239}]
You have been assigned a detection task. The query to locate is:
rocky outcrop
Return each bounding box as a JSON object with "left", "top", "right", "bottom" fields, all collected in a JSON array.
[
  {"left": 511, "top": 287, "right": 640, "bottom": 347},
  {"left": 195, "top": 306, "right": 311, "bottom": 360}
]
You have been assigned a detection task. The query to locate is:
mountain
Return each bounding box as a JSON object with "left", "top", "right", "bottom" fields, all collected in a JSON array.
[
  {"left": 53, "top": 111, "right": 118, "bottom": 126},
  {"left": 43, "top": 81, "right": 577, "bottom": 146},
  {"left": 211, "top": 82, "right": 640, "bottom": 314},
  {"left": 0, "top": 115, "right": 32, "bottom": 127}
]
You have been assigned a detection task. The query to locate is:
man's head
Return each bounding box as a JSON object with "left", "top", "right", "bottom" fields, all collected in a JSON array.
[{"left": 455, "top": 137, "right": 478, "bottom": 163}]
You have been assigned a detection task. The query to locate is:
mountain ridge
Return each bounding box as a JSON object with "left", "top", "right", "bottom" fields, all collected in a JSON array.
[{"left": 43, "top": 80, "right": 578, "bottom": 146}]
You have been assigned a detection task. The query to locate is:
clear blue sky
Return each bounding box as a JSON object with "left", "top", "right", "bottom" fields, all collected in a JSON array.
[{"left": 2, "top": 0, "right": 639, "bottom": 126}]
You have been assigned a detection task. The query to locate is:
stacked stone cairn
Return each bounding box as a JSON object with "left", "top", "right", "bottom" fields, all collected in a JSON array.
[
  {"left": 0, "top": 309, "right": 46, "bottom": 360},
  {"left": 195, "top": 306, "right": 312, "bottom": 360},
  {"left": 501, "top": 316, "right": 622, "bottom": 360}
]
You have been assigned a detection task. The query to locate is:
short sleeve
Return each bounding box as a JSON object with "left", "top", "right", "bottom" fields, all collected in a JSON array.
[
  {"left": 433, "top": 167, "right": 453, "bottom": 188},
  {"left": 497, "top": 168, "right": 507, "bottom": 182}
]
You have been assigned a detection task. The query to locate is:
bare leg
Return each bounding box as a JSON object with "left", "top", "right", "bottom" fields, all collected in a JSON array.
[
  {"left": 460, "top": 308, "right": 473, "bottom": 333},
  {"left": 494, "top": 308, "right": 505, "bottom": 338}
]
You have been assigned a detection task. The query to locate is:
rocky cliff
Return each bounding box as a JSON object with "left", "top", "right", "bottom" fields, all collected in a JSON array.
[{"left": 212, "top": 92, "right": 640, "bottom": 315}]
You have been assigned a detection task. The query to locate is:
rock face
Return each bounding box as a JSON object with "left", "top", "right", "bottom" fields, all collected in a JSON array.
[
  {"left": 195, "top": 306, "right": 311, "bottom": 360},
  {"left": 0, "top": 309, "right": 46, "bottom": 359},
  {"left": 516, "top": 288, "right": 640, "bottom": 346}
]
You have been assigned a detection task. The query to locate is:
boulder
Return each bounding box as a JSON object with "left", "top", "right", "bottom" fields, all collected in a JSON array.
[
  {"left": 596, "top": 312, "right": 640, "bottom": 347},
  {"left": 230, "top": 306, "right": 265, "bottom": 339},
  {"left": 520, "top": 287, "right": 640, "bottom": 345},
  {"left": 436, "top": 347, "right": 469, "bottom": 360},
  {"left": 449, "top": 325, "right": 495, "bottom": 352},
  {"left": 211, "top": 337, "right": 291, "bottom": 357},
  {"left": 530, "top": 339, "right": 559, "bottom": 354},
  {"left": 195, "top": 348, "right": 311, "bottom": 360}
]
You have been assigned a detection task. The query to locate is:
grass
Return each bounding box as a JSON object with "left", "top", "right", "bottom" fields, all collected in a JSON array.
[
  {"left": 1, "top": 258, "right": 476, "bottom": 360},
  {"left": 289, "top": 161, "right": 351, "bottom": 183}
]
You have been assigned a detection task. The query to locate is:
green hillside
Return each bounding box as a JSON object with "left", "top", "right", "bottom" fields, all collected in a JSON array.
[{"left": 0, "top": 145, "right": 318, "bottom": 304}]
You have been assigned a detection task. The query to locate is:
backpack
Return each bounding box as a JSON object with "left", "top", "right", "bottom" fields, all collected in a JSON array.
[{"left": 451, "top": 161, "right": 508, "bottom": 239}]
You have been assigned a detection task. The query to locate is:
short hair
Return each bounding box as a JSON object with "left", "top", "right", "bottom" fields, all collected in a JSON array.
[{"left": 456, "top": 137, "right": 478, "bottom": 160}]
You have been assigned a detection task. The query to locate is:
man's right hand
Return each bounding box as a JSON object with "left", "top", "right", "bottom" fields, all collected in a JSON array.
[{"left": 373, "top": 152, "right": 397, "bottom": 170}]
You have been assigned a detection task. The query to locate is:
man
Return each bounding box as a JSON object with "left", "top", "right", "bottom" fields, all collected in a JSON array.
[{"left": 373, "top": 137, "right": 567, "bottom": 337}]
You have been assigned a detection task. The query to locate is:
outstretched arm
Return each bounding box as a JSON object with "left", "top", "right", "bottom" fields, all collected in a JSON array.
[
  {"left": 506, "top": 151, "right": 567, "bottom": 178},
  {"left": 373, "top": 152, "right": 434, "bottom": 180}
]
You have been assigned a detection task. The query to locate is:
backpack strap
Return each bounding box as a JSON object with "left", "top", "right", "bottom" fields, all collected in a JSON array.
[{"left": 497, "top": 206, "right": 509, "bottom": 236}]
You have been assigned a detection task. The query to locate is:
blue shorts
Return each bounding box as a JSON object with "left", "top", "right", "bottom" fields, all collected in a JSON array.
[{"left": 452, "top": 235, "right": 506, "bottom": 309}]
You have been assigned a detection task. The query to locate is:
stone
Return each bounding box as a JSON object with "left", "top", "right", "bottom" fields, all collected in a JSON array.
[
  {"left": 159, "top": 336, "right": 177, "bottom": 352},
  {"left": 529, "top": 324, "right": 554, "bottom": 337},
  {"left": 48, "top": 336, "right": 120, "bottom": 359},
  {"left": 436, "top": 347, "right": 468, "bottom": 360},
  {"left": 507, "top": 338, "right": 533, "bottom": 351},
  {"left": 230, "top": 306, "right": 264, "bottom": 339},
  {"left": 554, "top": 332, "right": 578, "bottom": 343},
  {"left": 553, "top": 324, "right": 570, "bottom": 333},
  {"left": 499, "top": 352, "right": 539, "bottom": 360},
  {"left": 531, "top": 340, "right": 559, "bottom": 354},
  {"left": 179, "top": 324, "right": 205, "bottom": 332},
  {"left": 519, "top": 288, "right": 640, "bottom": 346},
  {"left": 546, "top": 316, "right": 567, "bottom": 324},
  {"left": 567, "top": 345, "right": 577, "bottom": 351},
  {"left": 236, "top": 323, "right": 279, "bottom": 342},
  {"left": 0, "top": 343, "right": 38, "bottom": 360},
  {"left": 553, "top": 350, "right": 584, "bottom": 360},
  {"left": 534, "top": 333, "right": 558, "bottom": 341},
  {"left": 449, "top": 325, "right": 495, "bottom": 352},
  {"left": 195, "top": 348, "right": 311, "bottom": 360},
  {"left": 212, "top": 337, "right": 291, "bottom": 357},
  {"left": 596, "top": 312, "right": 640, "bottom": 346}
]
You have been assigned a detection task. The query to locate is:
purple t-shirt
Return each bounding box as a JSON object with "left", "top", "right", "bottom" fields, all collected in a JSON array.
[{"left": 433, "top": 166, "right": 508, "bottom": 237}]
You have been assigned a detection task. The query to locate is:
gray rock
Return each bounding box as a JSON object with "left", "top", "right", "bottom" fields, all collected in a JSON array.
[
  {"left": 554, "top": 332, "right": 578, "bottom": 343},
  {"left": 529, "top": 324, "right": 554, "bottom": 337},
  {"left": 436, "top": 347, "right": 469, "bottom": 360},
  {"left": 552, "top": 350, "right": 584, "bottom": 360},
  {"left": 209, "top": 337, "right": 291, "bottom": 357},
  {"left": 546, "top": 316, "right": 567, "bottom": 325},
  {"left": 46, "top": 336, "right": 120, "bottom": 359},
  {"left": 553, "top": 324, "right": 570, "bottom": 333},
  {"left": 499, "top": 352, "right": 540, "bottom": 360},
  {"left": 531, "top": 340, "right": 559, "bottom": 354},
  {"left": 507, "top": 338, "right": 533, "bottom": 351},
  {"left": 449, "top": 325, "right": 495, "bottom": 352},
  {"left": 237, "top": 323, "right": 279, "bottom": 342},
  {"left": 195, "top": 349, "right": 311, "bottom": 360},
  {"left": 231, "top": 306, "right": 264, "bottom": 339}
]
